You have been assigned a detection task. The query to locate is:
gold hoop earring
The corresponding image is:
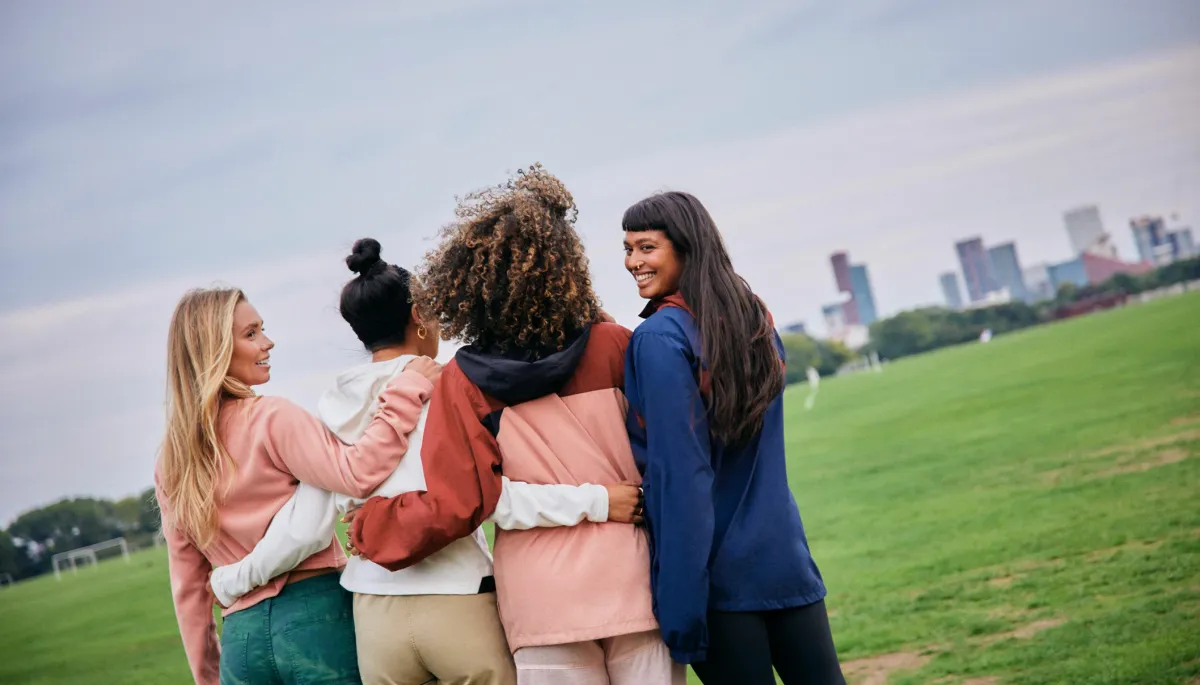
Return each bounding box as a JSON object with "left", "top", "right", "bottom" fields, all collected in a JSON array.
[{"left": 417, "top": 326, "right": 427, "bottom": 340}]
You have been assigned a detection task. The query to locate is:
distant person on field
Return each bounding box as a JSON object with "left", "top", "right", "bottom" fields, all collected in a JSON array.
[
  {"left": 346, "top": 166, "right": 686, "bottom": 685},
  {"left": 206, "top": 238, "right": 643, "bottom": 685},
  {"left": 155, "top": 286, "right": 438, "bottom": 685},
  {"left": 620, "top": 191, "right": 846, "bottom": 685},
  {"left": 805, "top": 365, "right": 821, "bottom": 411}
]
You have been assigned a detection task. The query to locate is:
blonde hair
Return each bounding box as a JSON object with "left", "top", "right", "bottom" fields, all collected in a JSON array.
[{"left": 157, "top": 287, "right": 255, "bottom": 548}]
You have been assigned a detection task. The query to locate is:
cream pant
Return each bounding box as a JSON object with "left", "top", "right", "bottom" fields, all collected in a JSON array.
[{"left": 354, "top": 592, "right": 517, "bottom": 685}]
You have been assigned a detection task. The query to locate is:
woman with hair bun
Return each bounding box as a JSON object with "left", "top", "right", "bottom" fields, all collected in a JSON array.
[{"left": 207, "top": 237, "right": 643, "bottom": 685}]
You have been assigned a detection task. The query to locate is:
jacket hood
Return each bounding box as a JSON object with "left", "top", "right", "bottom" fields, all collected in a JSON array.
[
  {"left": 317, "top": 355, "right": 415, "bottom": 443},
  {"left": 455, "top": 326, "right": 592, "bottom": 406}
]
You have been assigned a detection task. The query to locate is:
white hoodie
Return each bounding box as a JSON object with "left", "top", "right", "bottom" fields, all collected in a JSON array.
[{"left": 210, "top": 355, "right": 609, "bottom": 604}]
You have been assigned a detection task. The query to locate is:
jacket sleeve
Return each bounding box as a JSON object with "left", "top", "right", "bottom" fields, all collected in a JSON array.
[
  {"left": 155, "top": 474, "right": 220, "bottom": 685},
  {"left": 626, "top": 330, "right": 715, "bottom": 664},
  {"left": 261, "top": 370, "right": 432, "bottom": 497},
  {"left": 489, "top": 477, "right": 609, "bottom": 530},
  {"left": 208, "top": 483, "right": 338, "bottom": 608},
  {"left": 349, "top": 364, "right": 504, "bottom": 571}
]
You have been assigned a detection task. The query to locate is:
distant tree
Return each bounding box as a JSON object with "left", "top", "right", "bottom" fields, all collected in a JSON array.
[
  {"left": 869, "top": 309, "right": 937, "bottom": 360},
  {"left": 113, "top": 496, "right": 141, "bottom": 533},
  {"left": 7, "top": 498, "right": 124, "bottom": 564},
  {"left": 779, "top": 333, "right": 856, "bottom": 383},
  {"left": 1149, "top": 255, "right": 1200, "bottom": 288},
  {"left": 137, "top": 487, "right": 160, "bottom": 534},
  {"left": 1107, "top": 272, "right": 1140, "bottom": 295},
  {"left": 780, "top": 333, "right": 820, "bottom": 384},
  {"left": 1054, "top": 282, "right": 1078, "bottom": 306},
  {"left": 0, "top": 530, "right": 19, "bottom": 580},
  {"left": 816, "top": 339, "right": 854, "bottom": 375}
]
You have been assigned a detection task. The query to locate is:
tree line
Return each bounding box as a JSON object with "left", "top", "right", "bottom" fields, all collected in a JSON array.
[
  {"left": 777, "top": 334, "right": 855, "bottom": 384},
  {"left": 865, "top": 255, "right": 1200, "bottom": 362},
  {"left": 0, "top": 490, "right": 159, "bottom": 583}
]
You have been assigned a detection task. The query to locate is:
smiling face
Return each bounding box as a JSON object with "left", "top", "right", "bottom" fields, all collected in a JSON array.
[
  {"left": 228, "top": 301, "right": 274, "bottom": 386},
  {"left": 623, "top": 229, "right": 684, "bottom": 300}
]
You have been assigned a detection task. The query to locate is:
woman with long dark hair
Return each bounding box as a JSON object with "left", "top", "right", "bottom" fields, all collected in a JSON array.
[{"left": 621, "top": 191, "right": 845, "bottom": 684}]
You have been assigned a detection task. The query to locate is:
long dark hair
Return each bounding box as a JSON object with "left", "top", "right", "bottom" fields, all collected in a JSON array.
[
  {"left": 622, "top": 191, "right": 784, "bottom": 445},
  {"left": 340, "top": 238, "right": 415, "bottom": 352}
]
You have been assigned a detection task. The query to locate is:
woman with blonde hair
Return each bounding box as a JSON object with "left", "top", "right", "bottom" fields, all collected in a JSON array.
[{"left": 155, "top": 286, "right": 437, "bottom": 685}]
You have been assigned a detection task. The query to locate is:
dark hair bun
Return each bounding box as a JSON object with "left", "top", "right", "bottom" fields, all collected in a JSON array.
[{"left": 346, "top": 238, "right": 383, "bottom": 275}]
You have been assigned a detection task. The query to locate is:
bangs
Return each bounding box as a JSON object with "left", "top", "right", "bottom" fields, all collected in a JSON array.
[{"left": 621, "top": 197, "right": 670, "bottom": 232}]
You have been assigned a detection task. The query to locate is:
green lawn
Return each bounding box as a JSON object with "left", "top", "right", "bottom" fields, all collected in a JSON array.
[{"left": 2, "top": 293, "right": 1197, "bottom": 685}]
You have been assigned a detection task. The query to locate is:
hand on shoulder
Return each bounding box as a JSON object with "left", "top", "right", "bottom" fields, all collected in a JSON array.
[{"left": 404, "top": 356, "right": 443, "bottom": 385}]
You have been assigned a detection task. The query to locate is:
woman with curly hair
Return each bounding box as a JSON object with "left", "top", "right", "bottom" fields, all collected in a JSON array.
[
  {"left": 621, "top": 191, "right": 845, "bottom": 684},
  {"left": 347, "top": 165, "right": 684, "bottom": 685}
]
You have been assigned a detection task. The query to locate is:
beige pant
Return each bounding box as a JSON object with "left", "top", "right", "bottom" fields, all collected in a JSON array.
[
  {"left": 512, "top": 630, "right": 685, "bottom": 685},
  {"left": 354, "top": 592, "right": 517, "bottom": 685}
]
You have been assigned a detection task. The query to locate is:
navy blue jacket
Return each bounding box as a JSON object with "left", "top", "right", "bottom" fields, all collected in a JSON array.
[{"left": 624, "top": 297, "right": 826, "bottom": 664}]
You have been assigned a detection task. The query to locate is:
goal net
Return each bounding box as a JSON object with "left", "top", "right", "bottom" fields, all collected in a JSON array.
[{"left": 52, "top": 537, "right": 130, "bottom": 580}]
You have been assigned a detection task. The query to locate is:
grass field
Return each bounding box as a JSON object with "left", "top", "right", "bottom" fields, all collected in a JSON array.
[{"left": 1, "top": 293, "right": 1197, "bottom": 685}]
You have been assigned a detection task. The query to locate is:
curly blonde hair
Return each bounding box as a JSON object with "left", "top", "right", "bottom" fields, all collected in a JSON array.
[{"left": 417, "top": 164, "right": 600, "bottom": 357}]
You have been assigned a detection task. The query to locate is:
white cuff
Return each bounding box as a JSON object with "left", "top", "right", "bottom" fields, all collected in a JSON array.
[
  {"left": 584, "top": 483, "right": 609, "bottom": 522},
  {"left": 209, "top": 566, "right": 237, "bottom": 609}
]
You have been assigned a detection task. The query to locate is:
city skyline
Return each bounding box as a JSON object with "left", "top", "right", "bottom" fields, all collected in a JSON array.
[{"left": 937, "top": 200, "right": 1194, "bottom": 310}]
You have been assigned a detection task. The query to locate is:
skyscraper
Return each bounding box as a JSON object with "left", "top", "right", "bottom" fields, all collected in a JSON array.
[
  {"left": 1023, "top": 264, "right": 1054, "bottom": 302},
  {"left": 955, "top": 237, "right": 996, "bottom": 302},
  {"left": 1130, "top": 216, "right": 1167, "bottom": 264},
  {"left": 1064, "top": 205, "right": 1105, "bottom": 255},
  {"left": 848, "top": 264, "right": 878, "bottom": 325},
  {"left": 1170, "top": 227, "right": 1195, "bottom": 258},
  {"left": 828, "top": 252, "right": 859, "bottom": 324},
  {"left": 939, "top": 272, "right": 963, "bottom": 310},
  {"left": 987, "top": 242, "right": 1029, "bottom": 303}
]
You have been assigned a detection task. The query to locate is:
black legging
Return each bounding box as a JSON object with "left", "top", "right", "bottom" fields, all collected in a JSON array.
[{"left": 691, "top": 600, "right": 846, "bottom": 685}]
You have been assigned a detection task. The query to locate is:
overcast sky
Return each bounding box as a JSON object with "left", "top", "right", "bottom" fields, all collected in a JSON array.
[{"left": 1, "top": 0, "right": 1198, "bottom": 525}]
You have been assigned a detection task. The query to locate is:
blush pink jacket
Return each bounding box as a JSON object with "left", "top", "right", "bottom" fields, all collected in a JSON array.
[{"left": 155, "top": 370, "right": 432, "bottom": 685}]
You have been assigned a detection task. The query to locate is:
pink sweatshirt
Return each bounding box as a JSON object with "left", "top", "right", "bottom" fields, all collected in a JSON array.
[{"left": 155, "top": 370, "right": 432, "bottom": 685}]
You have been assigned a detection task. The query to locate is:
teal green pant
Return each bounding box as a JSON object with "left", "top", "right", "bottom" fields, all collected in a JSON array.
[{"left": 219, "top": 573, "right": 361, "bottom": 685}]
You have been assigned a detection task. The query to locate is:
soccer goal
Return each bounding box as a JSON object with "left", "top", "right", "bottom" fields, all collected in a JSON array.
[{"left": 52, "top": 537, "right": 130, "bottom": 580}]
